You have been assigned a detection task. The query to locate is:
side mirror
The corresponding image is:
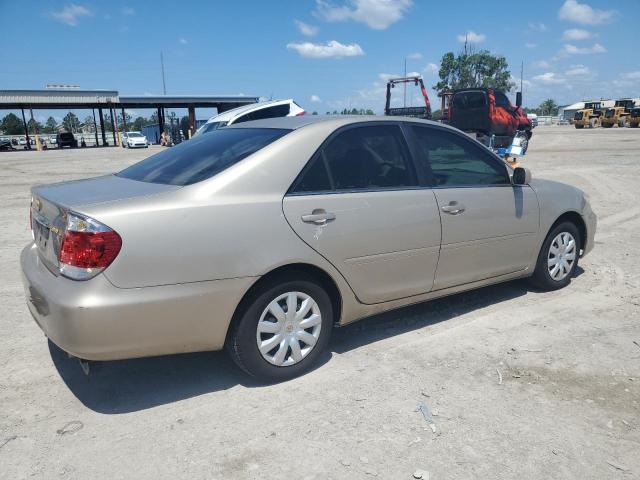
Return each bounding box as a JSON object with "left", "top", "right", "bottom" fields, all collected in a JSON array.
[
  {"left": 515, "top": 91, "right": 522, "bottom": 107},
  {"left": 513, "top": 167, "right": 531, "bottom": 185}
]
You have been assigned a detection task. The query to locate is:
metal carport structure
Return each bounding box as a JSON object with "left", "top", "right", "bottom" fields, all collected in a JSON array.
[{"left": 0, "top": 89, "right": 258, "bottom": 149}]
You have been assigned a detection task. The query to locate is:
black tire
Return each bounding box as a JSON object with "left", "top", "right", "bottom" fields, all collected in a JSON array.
[
  {"left": 575, "top": 124, "right": 583, "bottom": 129},
  {"left": 227, "top": 276, "right": 333, "bottom": 381},
  {"left": 529, "top": 221, "right": 581, "bottom": 291}
]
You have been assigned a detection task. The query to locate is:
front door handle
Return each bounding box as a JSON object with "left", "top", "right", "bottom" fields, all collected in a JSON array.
[
  {"left": 301, "top": 209, "right": 336, "bottom": 225},
  {"left": 441, "top": 201, "right": 465, "bottom": 215}
]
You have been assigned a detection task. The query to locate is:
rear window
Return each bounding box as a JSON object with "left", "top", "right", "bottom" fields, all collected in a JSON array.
[
  {"left": 453, "top": 91, "right": 487, "bottom": 109},
  {"left": 117, "top": 128, "right": 289, "bottom": 186},
  {"left": 59, "top": 133, "right": 74, "bottom": 140}
]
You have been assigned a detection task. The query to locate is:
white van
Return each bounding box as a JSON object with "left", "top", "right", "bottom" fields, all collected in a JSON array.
[{"left": 194, "top": 99, "right": 305, "bottom": 137}]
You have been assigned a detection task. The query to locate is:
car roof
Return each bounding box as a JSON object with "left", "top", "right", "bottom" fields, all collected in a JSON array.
[
  {"left": 206, "top": 99, "right": 296, "bottom": 123},
  {"left": 226, "top": 114, "right": 455, "bottom": 131}
]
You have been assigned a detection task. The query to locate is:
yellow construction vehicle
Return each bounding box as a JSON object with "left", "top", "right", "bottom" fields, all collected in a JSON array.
[
  {"left": 573, "top": 101, "right": 603, "bottom": 129},
  {"left": 629, "top": 106, "right": 640, "bottom": 128},
  {"left": 601, "top": 99, "right": 636, "bottom": 128}
]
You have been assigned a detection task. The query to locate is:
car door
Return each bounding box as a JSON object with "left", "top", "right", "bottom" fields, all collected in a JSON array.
[
  {"left": 283, "top": 123, "right": 442, "bottom": 304},
  {"left": 407, "top": 124, "right": 539, "bottom": 290}
]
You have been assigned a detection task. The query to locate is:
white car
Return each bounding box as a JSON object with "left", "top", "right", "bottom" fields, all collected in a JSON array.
[
  {"left": 122, "top": 131, "right": 148, "bottom": 148},
  {"left": 194, "top": 99, "right": 305, "bottom": 137}
]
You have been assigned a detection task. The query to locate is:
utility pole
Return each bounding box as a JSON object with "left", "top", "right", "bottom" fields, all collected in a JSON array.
[
  {"left": 520, "top": 60, "right": 524, "bottom": 94},
  {"left": 160, "top": 51, "right": 167, "bottom": 95},
  {"left": 403, "top": 57, "right": 407, "bottom": 108}
]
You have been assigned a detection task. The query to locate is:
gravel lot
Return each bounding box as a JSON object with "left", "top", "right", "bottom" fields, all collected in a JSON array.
[{"left": 1, "top": 126, "right": 639, "bottom": 480}]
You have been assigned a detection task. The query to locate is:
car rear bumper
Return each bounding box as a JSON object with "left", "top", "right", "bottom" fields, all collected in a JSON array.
[{"left": 21, "top": 243, "right": 256, "bottom": 361}]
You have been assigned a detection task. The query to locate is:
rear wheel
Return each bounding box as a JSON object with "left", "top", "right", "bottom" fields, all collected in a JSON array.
[
  {"left": 530, "top": 221, "right": 580, "bottom": 291},
  {"left": 589, "top": 118, "right": 600, "bottom": 128},
  {"left": 575, "top": 124, "right": 584, "bottom": 129},
  {"left": 227, "top": 276, "right": 333, "bottom": 381}
]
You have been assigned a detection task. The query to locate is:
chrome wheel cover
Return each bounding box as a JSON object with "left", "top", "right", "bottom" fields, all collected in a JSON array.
[
  {"left": 256, "top": 291, "right": 322, "bottom": 367},
  {"left": 547, "top": 232, "right": 577, "bottom": 281}
]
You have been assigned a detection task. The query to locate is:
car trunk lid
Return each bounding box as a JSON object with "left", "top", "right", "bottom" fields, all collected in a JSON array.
[{"left": 30, "top": 174, "right": 180, "bottom": 275}]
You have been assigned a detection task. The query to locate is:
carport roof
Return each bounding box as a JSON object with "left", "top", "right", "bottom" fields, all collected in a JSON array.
[{"left": 0, "top": 89, "right": 259, "bottom": 110}]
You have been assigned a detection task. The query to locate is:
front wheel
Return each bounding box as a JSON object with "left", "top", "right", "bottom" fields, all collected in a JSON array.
[
  {"left": 529, "top": 221, "right": 581, "bottom": 291},
  {"left": 227, "top": 277, "right": 333, "bottom": 381}
]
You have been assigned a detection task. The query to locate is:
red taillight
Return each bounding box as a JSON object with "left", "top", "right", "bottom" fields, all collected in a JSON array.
[
  {"left": 59, "top": 230, "right": 122, "bottom": 269},
  {"left": 296, "top": 111, "right": 306, "bottom": 116}
]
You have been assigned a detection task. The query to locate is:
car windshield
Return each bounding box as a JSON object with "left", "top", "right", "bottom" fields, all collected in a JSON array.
[
  {"left": 128, "top": 132, "right": 143, "bottom": 138},
  {"left": 117, "top": 128, "right": 289, "bottom": 186},
  {"left": 193, "top": 121, "right": 228, "bottom": 137}
]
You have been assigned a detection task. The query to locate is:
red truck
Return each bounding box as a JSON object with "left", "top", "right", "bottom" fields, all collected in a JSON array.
[{"left": 444, "top": 88, "right": 532, "bottom": 148}]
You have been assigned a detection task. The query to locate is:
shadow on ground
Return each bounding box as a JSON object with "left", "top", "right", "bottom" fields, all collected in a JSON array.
[{"left": 52, "top": 271, "right": 582, "bottom": 414}]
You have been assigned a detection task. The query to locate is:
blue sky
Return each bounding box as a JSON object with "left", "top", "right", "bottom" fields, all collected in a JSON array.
[{"left": 1, "top": 0, "right": 638, "bottom": 121}]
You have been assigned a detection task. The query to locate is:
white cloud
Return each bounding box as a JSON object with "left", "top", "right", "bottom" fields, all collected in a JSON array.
[
  {"left": 562, "top": 28, "right": 592, "bottom": 40},
  {"left": 558, "top": 0, "right": 614, "bottom": 25},
  {"left": 121, "top": 6, "right": 135, "bottom": 16},
  {"left": 565, "top": 64, "right": 590, "bottom": 75},
  {"left": 315, "top": 0, "right": 412, "bottom": 30},
  {"left": 533, "top": 72, "right": 566, "bottom": 84},
  {"left": 179, "top": 38, "right": 188, "bottom": 45},
  {"left": 621, "top": 71, "right": 640, "bottom": 80},
  {"left": 424, "top": 63, "right": 438, "bottom": 74},
  {"left": 533, "top": 60, "right": 552, "bottom": 69},
  {"left": 562, "top": 43, "right": 606, "bottom": 54},
  {"left": 310, "top": 94, "right": 321, "bottom": 103},
  {"left": 525, "top": 42, "right": 537, "bottom": 49},
  {"left": 295, "top": 20, "right": 319, "bottom": 36},
  {"left": 407, "top": 52, "right": 422, "bottom": 60},
  {"left": 528, "top": 22, "right": 547, "bottom": 32},
  {"left": 50, "top": 4, "right": 92, "bottom": 26},
  {"left": 457, "top": 30, "right": 486, "bottom": 44},
  {"left": 287, "top": 40, "right": 364, "bottom": 58},
  {"left": 406, "top": 71, "right": 421, "bottom": 78}
]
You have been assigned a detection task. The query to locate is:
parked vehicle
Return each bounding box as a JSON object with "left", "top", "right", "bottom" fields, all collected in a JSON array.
[
  {"left": 629, "top": 107, "right": 640, "bottom": 128},
  {"left": 56, "top": 132, "right": 78, "bottom": 148},
  {"left": 21, "top": 116, "right": 596, "bottom": 381},
  {"left": 0, "top": 138, "right": 14, "bottom": 151},
  {"left": 527, "top": 113, "right": 538, "bottom": 128},
  {"left": 445, "top": 88, "right": 532, "bottom": 148},
  {"left": 193, "top": 99, "right": 305, "bottom": 137},
  {"left": 49, "top": 136, "right": 57, "bottom": 145},
  {"left": 601, "top": 99, "right": 635, "bottom": 128},
  {"left": 574, "top": 102, "right": 603, "bottom": 129},
  {"left": 122, "top": 131, "right": 149, "bottom": 148}
]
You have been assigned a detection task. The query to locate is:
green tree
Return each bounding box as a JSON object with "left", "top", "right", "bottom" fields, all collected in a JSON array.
[
  {"left": 27, "top": 118, "right": 43, "bottom": 134},
  {"left": 82, "top": 116, "right": 95, "bottom": 132},
  {"left": 1, "top": 113, "right": 24, "bottom": 135},
  {"left": 132, "top": 116, "right": 147, "bottom": 131},
  {"left": 62, "top": 112, "right": 80, "bottom": 133},
  {"left": 434, "top": 48, "right": 514, "bottom": 93},
  {"left": 538, "top": 98, "right": 558, "bottom": 116},
  {"left": 43, "top": 116, "right": 58, "bottom": 134},
  {"left": 117, "top": 112, "right": 133, "bottom": 130}
]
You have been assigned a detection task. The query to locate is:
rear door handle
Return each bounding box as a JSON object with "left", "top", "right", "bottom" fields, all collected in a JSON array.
[
  {"left": 301, "top": 209, "right": 336, "bottom": 225},
  {"left": 441, "top": 201, "right": 465, "bottom": 215}
]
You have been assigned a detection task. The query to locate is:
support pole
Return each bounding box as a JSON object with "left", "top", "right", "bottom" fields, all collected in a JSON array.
[
  {"left": 92, "top": 109, "right": 99, "bottom": 147},
  {"left": 121, "top": 108, "right": 128, "bottom": 133},
  {"left": 21, "top": 108, "right": 31, "bottom": 150},
  {"left": 29, "top": 107, "right": 42, "bottom": 151},
  {"left": 98, "top": 108, "right": 107, "bottom": 146},
  {"left": 109, "top": 108, "right": 117, "bottom": 147},
  {"left": 188, "top": 106, "right": 196, "bottom": 138},
  {"left": 156, "top": 106, "right": 162, "bottom": 144},
  {"left": 112, "top": 108, "right": 120, "bottom": 146}
]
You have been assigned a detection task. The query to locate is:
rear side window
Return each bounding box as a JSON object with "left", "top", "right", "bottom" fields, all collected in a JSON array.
[
  {"left": 410, "top": 126, "right": 509, "bottom": 187},
  {"left": 117, "top": 128, "right": 289, "bottom": 186},
  {"left": 292, "top": 125, "right": 416, "bottom": 193},
  {"left": 234, "top": 104, "right": 291, "bottom": 124},
  {"left": 494, "top": 91, "right": 511, "bottom": 109}
]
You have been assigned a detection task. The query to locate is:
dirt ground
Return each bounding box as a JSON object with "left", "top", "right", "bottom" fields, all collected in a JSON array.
[{"left": 1, "top": 126, "right": 639, "bottom": 480}]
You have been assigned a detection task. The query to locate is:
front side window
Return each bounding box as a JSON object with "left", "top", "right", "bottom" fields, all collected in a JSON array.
[
  {"left": 410, "top": 126, "right": 509, "bottom": 187},
  {"left": 292, "top": 124, "right": 416, "bottom": 193},
  {"left": 117, "top": 128, "right": 289, "bottom": 186}
]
